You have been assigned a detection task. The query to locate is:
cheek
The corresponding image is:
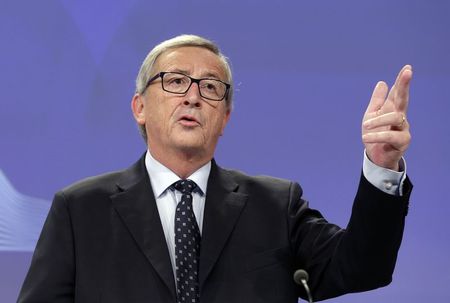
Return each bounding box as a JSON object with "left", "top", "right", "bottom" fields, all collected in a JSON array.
[
  {"left": 145, "top": 100, "right": 173, "bottom": 128},
  {"left": 210, "top": 112, "right": 229, "bottom": 134}
]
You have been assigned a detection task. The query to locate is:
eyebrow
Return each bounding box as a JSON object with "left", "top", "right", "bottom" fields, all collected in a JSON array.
[{"left": 169, "top": 68, "right": 222, "bottom": 80}]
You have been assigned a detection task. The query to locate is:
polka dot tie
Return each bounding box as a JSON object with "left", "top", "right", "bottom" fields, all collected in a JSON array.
[{"left": 172, "top": 180, "right": 201, "bottom": 303}]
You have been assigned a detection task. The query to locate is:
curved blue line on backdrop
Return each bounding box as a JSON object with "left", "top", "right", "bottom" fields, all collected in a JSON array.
[{"left": 0, "top": 170, "right": 50, "bottom": 251}]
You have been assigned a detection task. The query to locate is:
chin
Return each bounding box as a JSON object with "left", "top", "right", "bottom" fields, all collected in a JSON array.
[
  {"left": 172, "top": 137, "right": 203, "bottom": 151},
  {"left": 177, "top": 145, "right": 206, "bottom": 157}
]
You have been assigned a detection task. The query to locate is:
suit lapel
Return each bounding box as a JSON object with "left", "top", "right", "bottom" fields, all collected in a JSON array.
[
  {"left": 110, "top": 157, "right": 176, "bottom": 300},
  {"left": 199, "top": 161, "right": 248, "bottom": 289}
]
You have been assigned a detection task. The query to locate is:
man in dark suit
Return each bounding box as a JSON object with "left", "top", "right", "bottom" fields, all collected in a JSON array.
[{"left": 18, "top": 35, "right": 413, "bottom": 303}]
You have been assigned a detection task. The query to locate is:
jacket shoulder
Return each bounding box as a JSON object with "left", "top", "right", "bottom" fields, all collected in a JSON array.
[
  {"left": 58, "top": 156, "right": 146, "bottom": 201},
  {"left": 60, "top": 170, "right": 123, "bottom": 198},
  {"left": 219, "top": 166, "right": 303, "bottom": 197}
]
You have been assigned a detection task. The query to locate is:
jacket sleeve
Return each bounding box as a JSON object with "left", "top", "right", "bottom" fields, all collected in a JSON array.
[
  {"left": 17, "top": 191, "right": 75, "bottom": 303},
  {"left": 288, "top": 173, "right": 412, "bottom": 301}
]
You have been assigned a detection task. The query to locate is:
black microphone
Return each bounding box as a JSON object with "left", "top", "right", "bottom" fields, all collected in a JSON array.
[{"left": 293, "top": 269, "right": 313, "bottom": 303}]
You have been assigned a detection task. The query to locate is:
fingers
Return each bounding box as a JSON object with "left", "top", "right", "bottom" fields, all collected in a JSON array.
[
  {"left": 365, "top": 81, "right": 388, "bottom": 114},
  {"left": 395, "top": 67, "right": 412, "bottom": 112},
  {"left": 364, "top": 65, "right": 412, "bottom": 123},
  {"left": 362, "top": 130, "right": 411, "bottom": 151},
  {"left": 362, "top": 65, "right": 413, "bottom": 169},
  {"left": 394, "top": 65, "right": 412, "bottom": 89},
  {"left": 363, "top": 112, "right": 407, "bottom": 130},
  {"left": 386, "top": 65, "right": 413, "bottom": 112}
]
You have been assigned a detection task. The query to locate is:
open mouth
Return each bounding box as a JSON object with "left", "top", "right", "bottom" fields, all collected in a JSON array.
[{"left": 178, "top": 115, "right": 200, "bottom": 126}]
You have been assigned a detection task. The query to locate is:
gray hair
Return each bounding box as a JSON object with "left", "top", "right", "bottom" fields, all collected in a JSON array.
[{"left": 135, "top": 35, "right": 234, "bottom": 143}]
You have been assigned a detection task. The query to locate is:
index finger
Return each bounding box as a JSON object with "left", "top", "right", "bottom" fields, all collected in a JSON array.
[
  {"left": 394, "top": 66, "right": 413, "bottom": 113},
  {"left": 386, "top": 65, "right": 411, "bottom": 102}
]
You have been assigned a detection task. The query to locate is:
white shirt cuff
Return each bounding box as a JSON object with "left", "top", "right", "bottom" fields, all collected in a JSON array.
[{"left": 362, "top": 151, "right": 407, "bottom": 196}]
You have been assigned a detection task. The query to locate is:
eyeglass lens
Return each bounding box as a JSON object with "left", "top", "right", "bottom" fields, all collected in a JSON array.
[{"left": 162, "top": 73, "right": 226, "bottom": 101}]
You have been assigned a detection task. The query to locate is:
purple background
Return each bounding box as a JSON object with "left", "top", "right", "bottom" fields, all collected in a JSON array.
[{"left": 1, "top": 0, "right": 449, "bottom": 302}]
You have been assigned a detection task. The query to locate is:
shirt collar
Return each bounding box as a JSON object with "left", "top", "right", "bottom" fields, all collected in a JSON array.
[{"left": 144, "top": 150, "right": 211, "bottom": 198}]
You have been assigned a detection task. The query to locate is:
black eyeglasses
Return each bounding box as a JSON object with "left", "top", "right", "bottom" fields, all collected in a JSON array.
[{"left": 143, "top": 71, "right": 230, "bottom": 101}]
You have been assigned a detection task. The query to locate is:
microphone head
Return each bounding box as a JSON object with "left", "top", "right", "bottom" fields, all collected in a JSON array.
[{"left": 293, "top": 269, "right": 309, "bottom": 285}]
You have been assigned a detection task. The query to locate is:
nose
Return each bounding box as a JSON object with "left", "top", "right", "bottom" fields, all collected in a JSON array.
[{"left": 183, "top": 82, "right": 202, "bottom": 108}]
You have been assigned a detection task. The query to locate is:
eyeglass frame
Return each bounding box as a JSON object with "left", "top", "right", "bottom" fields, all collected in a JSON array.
[{"left": 142, "top": 71, "right": 231, "bottom": 101}]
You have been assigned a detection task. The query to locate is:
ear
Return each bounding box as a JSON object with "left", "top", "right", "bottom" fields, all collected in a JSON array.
[
  {"left": 131, "top": 93, "right": 146, "bottom": 125},
  {"left": 220, "top": 109, "right": 231, "bottom": 136}
]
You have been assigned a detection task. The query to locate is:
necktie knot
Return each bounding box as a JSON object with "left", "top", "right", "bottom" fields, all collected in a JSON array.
[{"left": 172, "top": 179, "right": 197, "bottom": 194}]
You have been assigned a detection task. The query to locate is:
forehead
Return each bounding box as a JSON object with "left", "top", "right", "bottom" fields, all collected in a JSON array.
[{"left": 153, "top": 46, "right": 227, "bottom": 79}]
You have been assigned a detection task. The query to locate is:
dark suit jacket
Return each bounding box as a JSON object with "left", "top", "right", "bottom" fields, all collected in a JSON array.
[{"left": 18, "top": 155, "right": 411, "bottom": 302}]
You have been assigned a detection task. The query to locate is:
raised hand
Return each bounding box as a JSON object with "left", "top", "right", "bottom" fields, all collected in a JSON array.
[{"left": 362, "top": 65, "right": 413, "bottom": 171}]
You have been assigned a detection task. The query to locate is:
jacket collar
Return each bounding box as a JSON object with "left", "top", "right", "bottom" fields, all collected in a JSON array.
[
  {"left": 199, "top": 159, "right": 248, "bottom": 290},
  {"left": 111, "top": 154, "right": 177, "bottom": 300},
  {"left": 110, "top": 155, "right": 248, "bottom": 297}
]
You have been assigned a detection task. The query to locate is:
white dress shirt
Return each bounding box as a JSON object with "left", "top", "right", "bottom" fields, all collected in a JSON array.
[
  {"left": 145, "top": 151, "right": 210, "bottom": 279},
  {"left": 363, "top": 151, "right": 407, "bottom": 196},
  {"left": 144, "top": 150, "right": 406, "bottom": 278}
]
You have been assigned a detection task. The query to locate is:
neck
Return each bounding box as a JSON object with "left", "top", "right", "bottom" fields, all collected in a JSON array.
[{"left": 148, "top": 147, "right": 211, "bottom": 179}]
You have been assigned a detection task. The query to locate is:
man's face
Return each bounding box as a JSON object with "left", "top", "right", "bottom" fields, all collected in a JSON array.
[{"left": 133, "top": 46, "right": 231, "bottom": 160}]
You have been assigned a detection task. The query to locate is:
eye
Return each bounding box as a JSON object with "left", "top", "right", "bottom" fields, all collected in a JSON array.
[
  {"left": 167, "top": 75, "right": 187, "bottom": 85},
  {"left": 201, "top": 80, "right": 219, "bottom": 92},
  {"left": 174, "top": 78, "right": 184, "bottom": 84},
  {"left": 164, "top": 73, "right": 190, "bottom": 91}
]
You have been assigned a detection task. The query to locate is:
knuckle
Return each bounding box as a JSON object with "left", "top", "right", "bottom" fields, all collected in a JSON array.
[{"left": 405, "top": 132, "right": 412, "bottom": 142}]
